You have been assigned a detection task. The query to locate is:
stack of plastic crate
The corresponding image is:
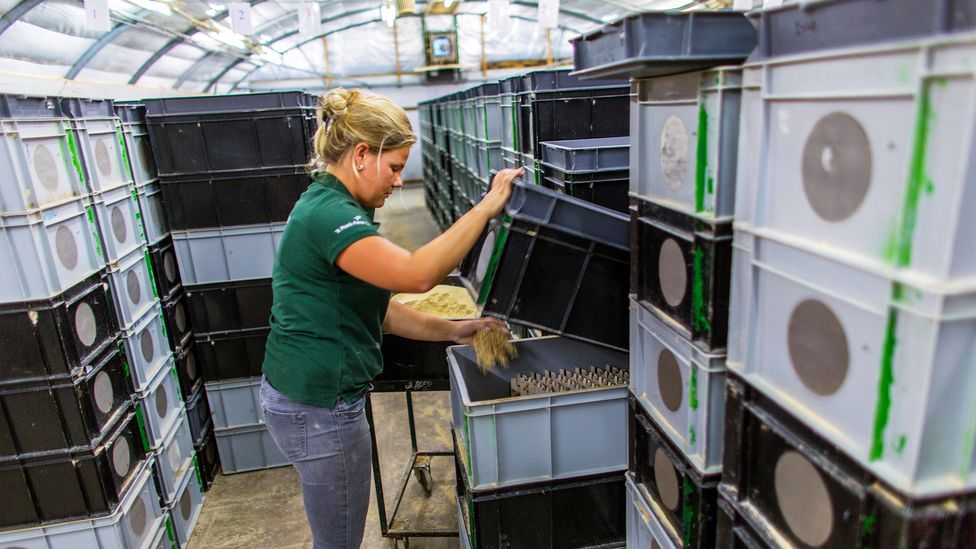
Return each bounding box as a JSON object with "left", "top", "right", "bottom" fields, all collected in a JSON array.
[
  {"left": 0, "top": 94, "right": 173, "bottom": 547},
  {"left": 116, "top": 101, "right": 210, "bottom": 547},
  {"left": 720, "top": 1, "right": 976, "bottom": 546},
  {"left": 452, "top": 180, "right": 634, "bottom": 548},
  {"left": 572, "top": 11, "right": 757, "bottom": 548},
  {"left": 143, "top": 92, "right": 317, "bottom": 476}
]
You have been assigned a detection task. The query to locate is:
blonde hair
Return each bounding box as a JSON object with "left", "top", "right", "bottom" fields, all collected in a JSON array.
[{"left": 308, "top": 88, "right": 416, "bottom": 175}]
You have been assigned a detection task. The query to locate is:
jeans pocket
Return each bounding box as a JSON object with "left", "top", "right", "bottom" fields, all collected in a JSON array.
[
  {"left": 334, "top": 395, "right": 366, "bottom": 418},
  {"left": 263, "top": 408, "right": 308, "bottom": 460}
]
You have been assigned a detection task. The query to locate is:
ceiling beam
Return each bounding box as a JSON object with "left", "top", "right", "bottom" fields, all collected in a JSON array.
[
  {"left": 66, "top": 22, "right": 130, "bottom": 79},
  {"left": 0, "top": 0, "right": 45, "bottom": 37}
]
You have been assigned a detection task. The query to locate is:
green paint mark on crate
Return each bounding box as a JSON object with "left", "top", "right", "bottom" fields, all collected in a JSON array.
[
  {"left": 63, "top": 123, "right": 87, "bottom": 186},
  {"left": 116, "top": 126, "right": 133, "bottom": 181},
  {"left": 476, "top": 218, "right": 511, "bottom": 306},
  {"left": 193, "top": 453, "right": 204, "bottom": 491},
  {"left": 689, "top": 425, "right": 697, "bottom": 446},
  {"left": 871, "top": 311, "right": 898, "bottom": 461},
  {"left": 886, "top": 81, "right": 935, "bottom": 268},
  {"left": 681, "top": 478, "right": 694, "bottom": 547},
  {"left": 119, "top": 342, "right": 131, "bottom": 378},
  {"left": 134, "top": 404, "right": 150, "bottom": 452},
  {"left": 689, "top": 368, "right": 699, "bottom": 411},
  {"left": 144, "top": 249, "right": 160, "bottom": 299},
  {"left": 165, "top": 514, "right": 177, "bottom": 543},
  {"left": 861, "top": 512, "right": 877, "bottom": 547},
  {"left": 896, "top": 435, "right": 907, "bottom": 455},
  {"left": 86, "top": 206, "right": 103, "bottom": 257},
  {"left": 691, "top": 247, "right": 711, "bottom": 336},
  {"left": 694, "top": 104, "right": 709, "bottom": 213}
]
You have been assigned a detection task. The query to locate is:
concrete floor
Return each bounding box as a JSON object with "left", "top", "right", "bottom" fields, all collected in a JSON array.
[{"left": 187, "top": 185, "right": 459, "bottom": 549}]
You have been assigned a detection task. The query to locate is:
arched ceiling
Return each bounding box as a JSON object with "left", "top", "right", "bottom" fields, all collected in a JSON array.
[{"left": 0, "top": 0, "right": 717, "bottom": 95}]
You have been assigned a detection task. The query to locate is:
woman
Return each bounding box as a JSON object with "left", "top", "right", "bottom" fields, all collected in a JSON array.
[{"left": 260, "top": 87, "right": 522, "bottom": 549}]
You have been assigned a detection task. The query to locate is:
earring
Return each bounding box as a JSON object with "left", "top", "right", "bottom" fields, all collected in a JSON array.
[{"left": 357, "top": 164, "right": 364, "bottom": 171}]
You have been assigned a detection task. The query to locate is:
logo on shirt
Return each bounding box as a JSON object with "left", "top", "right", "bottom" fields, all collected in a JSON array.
[{"left": 335, "top": 215, "right": 369, "bottom": 234}]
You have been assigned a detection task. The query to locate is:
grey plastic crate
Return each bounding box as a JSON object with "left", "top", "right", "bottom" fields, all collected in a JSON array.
[
  {"left": 122, "top": 304, "right": 173, "bottom": 393},
  {"left": 136, "top": 182, "right": 168, "bottom": 245},
  {"left": 120, "top": 122, "right": 158, "bottom": 188},
  {"left": 171, "top": 223, "right": 285, "bottom": 285},
  {"left": 750, "top": 0, "right": 976, "bottom": 61},
  {"left": 571, "top": 11, "right": 757, "bottom": 80},
  {"left": 205, "top": 376, "right": 263, "bottom": 430},
  {"left": 500, "top": 93, "right": 519, "bottom": 154},
  {"left": 215, "top": 422, "right": 289, "bottom": 474},
  {"left": 92, "top": 184, "right": 146, "bottom": 264},
  {"left": 0, "top": 118, "right": 88, "bottom": 214},
  {"left": 0, "top": 197, "right": 104, "bottom": 303},
  {"left": 137, "top": 363, "right": 185, "bottom": 450},
  {"left": 475, "top": 142, "right": 503, "bottom": 182},
  {"left": 475, "top": 95, "right": 503, "bottom": 143},
  {"left": 168, "top": 457, "right": 204, "bottom": 547},
  {"left": 153, "top": 410, "right": 195, "bottom": 506},
  {"left": 71, "top": 117, "right": 133, "bottom": 194},
  {"left": 0, "top": 463, "right": 165, "bottom": 549},
  {"left": 632, "top": 68, "right": 742, "bottom": 221},
  {"left": 630, "top": 299, "right": 726, "bottom": 475},
  {"left": 540, "top": 136, "right": 629, "bottom": 174},
  {"left": 107, "top": 245, "right": 158, "bottom": 331},
  {"left": 625, "top": 472, "right": 677, "bottom": 549},
  {"left": 448, "top": 336, "right": 629, "bottom": 491}
]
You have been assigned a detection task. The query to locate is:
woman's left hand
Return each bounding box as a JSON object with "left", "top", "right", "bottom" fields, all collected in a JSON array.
[{"left": 450, "top": 317, "right": 505, "bottom": 345}]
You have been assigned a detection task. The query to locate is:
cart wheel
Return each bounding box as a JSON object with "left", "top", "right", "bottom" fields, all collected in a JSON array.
[{"left": 413, "top": 464, "right": 433, "bottom": 494}]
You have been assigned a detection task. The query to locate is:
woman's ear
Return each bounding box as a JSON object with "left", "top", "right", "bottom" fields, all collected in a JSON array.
[{"left": 354, "top": 142, "right": 370, "bottom": 166}]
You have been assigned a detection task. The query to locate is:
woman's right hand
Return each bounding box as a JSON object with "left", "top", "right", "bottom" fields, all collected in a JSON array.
[{"left": 477, "top": 168, "right": 524, "bottom": 218}]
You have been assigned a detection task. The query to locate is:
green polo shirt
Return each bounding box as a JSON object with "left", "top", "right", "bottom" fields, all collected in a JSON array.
[{"left": 262, "top": 172, "right": 390, "bottom": 408}]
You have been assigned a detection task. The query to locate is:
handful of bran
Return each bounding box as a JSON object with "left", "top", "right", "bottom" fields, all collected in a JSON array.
[{"left": 472, "top": 323, "right": 517, "bottom": 374}]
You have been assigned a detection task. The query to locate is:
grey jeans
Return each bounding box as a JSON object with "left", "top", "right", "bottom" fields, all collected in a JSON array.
[{"left": 260, "top": 377, "right": 372, "bottom": 549}]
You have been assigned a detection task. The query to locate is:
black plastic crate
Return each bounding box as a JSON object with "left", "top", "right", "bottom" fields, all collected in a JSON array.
[
  {"left": 174, "top": 340, "right": 203, "bottom": 403},
  {"left": 147, "top": 236, "right": 182, "bottom": 302},
  {"left": 144, "top": 92, "right": 316, "bottom": 177},
  {"left": 194, "top": 425, "right": 219, "bottom": 492},
  {"left": 541, "top": 172, "right": 629, "bottom": 214},
  {"left": 0, "top": 270, "right": 120, "bottom": 385},
  {"left": 184, "top": 278, "right": 273, "bottom": 335},
  {"left": 632, "top": 198, "right": 732, "bottom": 352},
  {"left": 0, "top": 342, "right": 131, "bottom": 456},
  {"left": 162, "top": 289, "right": 192, "bottom": 354},
  {"left": 749, "top": 0, "right": 976, "bottom": 61},
  {"left": 0, "top": 409, "right": 148, "bottom": 528},
  {"left": 630, "top": 396, "right": 719, "bottom": 548},
  {"left": 0, "top": 95, "right": 65, "bottom": 119},
  {"left": 455, "top": 435, "right": 625, "bottom": 549},
  {"left": 571, "top": 12, "right": 757, "bottom": 80},
  {"left": 461, "top": 180, "right": 630, "bottom": 350},
  {"left": 113, "top": 101, "right": 146, "bottom": 124},
  {"left": 196, "top": 327, "right": 269, "bottom": 382},
  {"left": 159, "top": 166, "right": 309, "bottom": 230},
  {"left": 721, "top": 373, "right": 976, "bottom": 548},
  {"left": 184, "top": 383, "right": 211, "bottom": 447},
  {"left": 515, "top": 69, "right": 630, "bottom": 159}
]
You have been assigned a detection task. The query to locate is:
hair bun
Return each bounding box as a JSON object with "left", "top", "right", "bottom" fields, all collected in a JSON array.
[{"left": 321, "top": 88, "right": 360, "bottom": 124}]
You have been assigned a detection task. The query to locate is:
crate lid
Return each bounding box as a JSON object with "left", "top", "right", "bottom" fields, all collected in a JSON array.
[{"left": 143, "top": 91, "right": 316, "bottom": 117}]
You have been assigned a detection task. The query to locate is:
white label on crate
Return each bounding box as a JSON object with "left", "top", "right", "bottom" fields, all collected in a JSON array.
[
  {"left": 802, "top": 113, "right": 872, "bottom": 222},
  {"left": 180, "top": 487, "right": 193, "bottom": 520},
  {"left": 775, "top": 451, "right": 834, "bottom": 546},
  {"left": 129, "top": 496, "right": 148, "bottom": 537},
  {"left": 95, "top": 139, "right": 114, "bottom": 177},
  {"left": 111, "top": 206, "right": 127, "bottom": 244},
  {"left": 155, "top": 382, "right": 170, "bottom": 418},
  {"left": 113, "top": 436, "right": 132, "bottom": 477},
  {"left": 75, "top": 302, "right": 98, "bottom": 347},
  {"left": 141, "top": 329, "right": 155, "bottom": 362},
  {"left": 660, "top": 116, "right": 690, "bottom": 190},
  {"left": 33, "top": 144, "right": 61, "bottom": 192},
  {"left": 659, "top": 239, "right": 688, "bottom": 308},
  {"left": 94, "top": 371, "right": 115, "bottom": 414},
  {"left": 167, "top": 440, "right": 183, "bottom": 474},
  {"left": 654, "top": 449, "right": 680, "bottom": 511},
  {"left": 55, "top": 225, "right": 79, "bottom": 269},
  {"left": 657, "top": 350, "right": 683, "bottom": 412},
  {"left": 787, "top": 299, "right": 849, "bottom": 396}
]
